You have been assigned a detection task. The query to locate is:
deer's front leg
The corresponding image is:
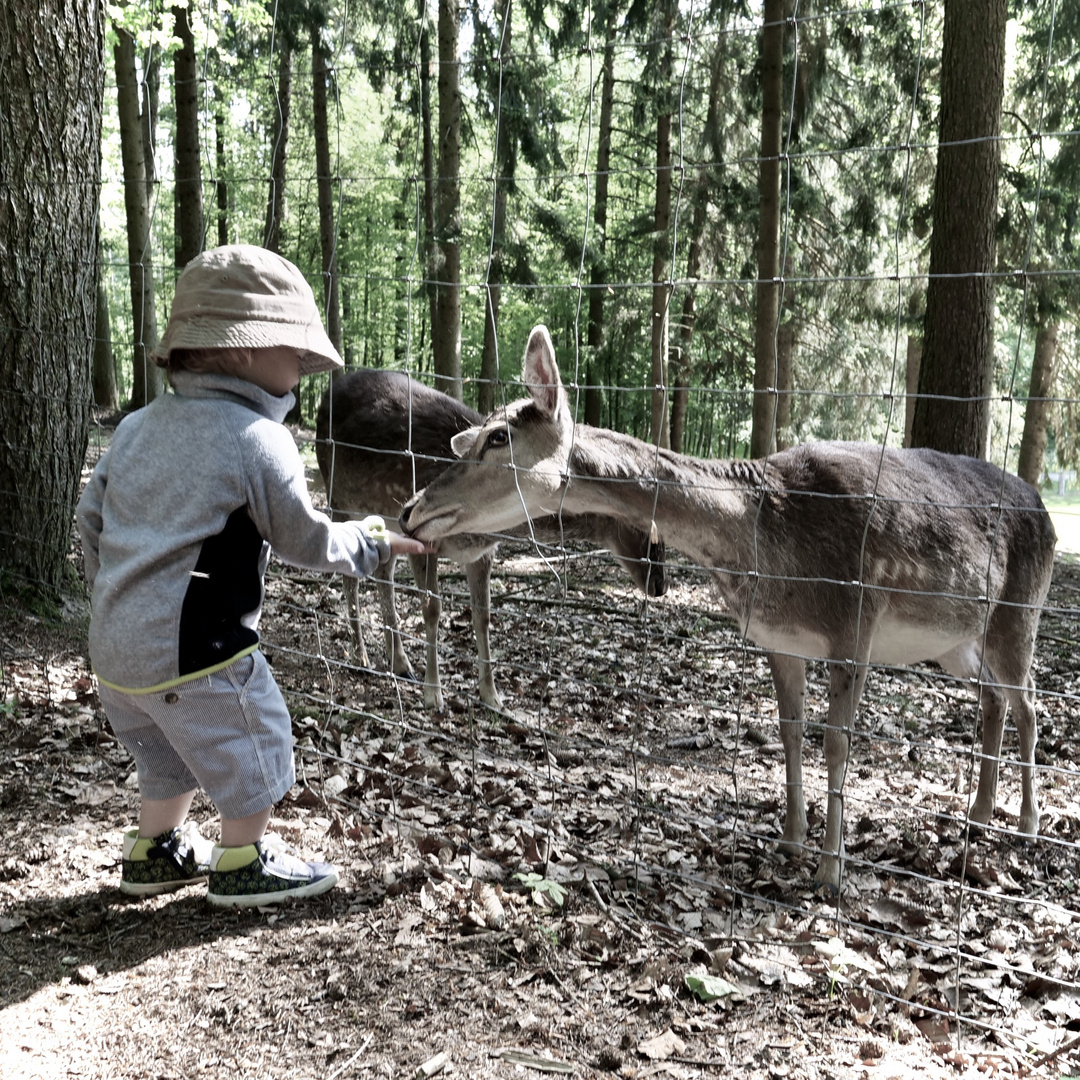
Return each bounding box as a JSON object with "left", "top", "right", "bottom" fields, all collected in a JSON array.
[
  {"left": 409, "top": 553, "right": 444, "bottom": 711},
  {"left": 769, "top": 652, "right": 808, "bottom": 853},
  {"left": 344, "top": 575, "right": 371, "bottom": 668},
  {"left": 374, "top": 555, "right": 416, "bottom": 681},
  {"left": 815, "top": 658, "right": 869, "bottom": 894},
  {"left": 465, "top": 551, "right": 503, "bottom": 711}
]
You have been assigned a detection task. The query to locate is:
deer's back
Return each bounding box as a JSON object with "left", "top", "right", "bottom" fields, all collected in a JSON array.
[
  {"left": 316, "top": 370, "right": 481, "bottom": 518},
  {"left": 739, "top": 443, "right": 1057, "bottom": 658}
]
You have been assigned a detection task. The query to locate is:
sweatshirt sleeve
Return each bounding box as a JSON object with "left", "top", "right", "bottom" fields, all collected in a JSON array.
[
  {"left": 242, "top": 420, "right": 387, "bottom": 578},
  {"left": 75, "top": 451, "right": 109, "bottom": 589}
]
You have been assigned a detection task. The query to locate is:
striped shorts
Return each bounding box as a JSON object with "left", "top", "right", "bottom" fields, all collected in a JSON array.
[{"left": 98, "top": 651, "right": 295, "bottom": 821}]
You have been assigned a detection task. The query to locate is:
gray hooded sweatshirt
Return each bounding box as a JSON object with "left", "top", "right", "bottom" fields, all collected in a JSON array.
[{"left": 77, "top": 370, "right": 384, "bottom": 692}]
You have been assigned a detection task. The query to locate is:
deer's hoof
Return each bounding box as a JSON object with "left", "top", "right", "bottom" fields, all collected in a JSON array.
[{"left": 813, "top": 857, "right": 842, "bottom": 898}]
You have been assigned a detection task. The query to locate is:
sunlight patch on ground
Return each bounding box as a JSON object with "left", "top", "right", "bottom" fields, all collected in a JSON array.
[{"left": 1045, "top": 494, "right": 1080, "bottom": 557}]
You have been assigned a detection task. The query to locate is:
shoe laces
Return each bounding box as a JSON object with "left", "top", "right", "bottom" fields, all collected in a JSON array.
[
  {"left": 174, "top": 821, "right": 214, "bottom": 864},
  {"left": 258, "top": 833, "right": 310, "bottom": 873}
]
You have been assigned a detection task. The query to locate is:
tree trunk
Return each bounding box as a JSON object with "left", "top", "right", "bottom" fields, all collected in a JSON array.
[
  {"left": 751, "top": 0, "right": 784, "bottom": 459},
  {"left": 903, "top": 334, "right": 923, "bottom": 448},
  {"left": 909, "top": 0, "right": 1006, "bottom": 458},
  {"left": 264, "top": 45, "right": 292, "bottom": 254},
  {"left": 650, "top": 106, "right": 673, "bottom": 449},
  {"left": 434, "top": 0, "right": 462, "bottom": 400},
  {"left": 311, "top": 25, "right": 341, "bottom": 356},
  {"left": 0, "top": 0, "right": 103, "bottom": 594},
  {"left": 420, "top": 7, "right": 438, "bottom": 371},
  {"left": 585, "top": 14, "right": 618, "bottom": 429},
  {"left": 672, "top": 40, "right": 724, "bottom": 454},
  {"left": 172, "top": 3, "right": 204, "bottom": 267},
  {"left": 479, "top": 0, "right": 512, "bottom": 416},
  {"left": 648, "top": 4, "right": 674, "bottom": 450},
  {"left": 1016, "top": 316, "right": 1060, "bottom": 487},
  {"left": 93, "top": 245, "right": 119, "bottom": 411},
  {"left": 140, "top": 47, "right": 159, "bottom": 206},
  {"left": 113, "top": 24, "right": 161, "bottom": 408},
  {"left": 214, "top": 87, "right": 228, "bottom": 245},
  {"left": 775, "top": 320, "right": 794, "bottom": 450}
]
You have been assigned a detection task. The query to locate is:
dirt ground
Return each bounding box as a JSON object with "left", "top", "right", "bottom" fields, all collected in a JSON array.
[{"left": 2, "top": 435, "right": 1079, "bottom": 1080}]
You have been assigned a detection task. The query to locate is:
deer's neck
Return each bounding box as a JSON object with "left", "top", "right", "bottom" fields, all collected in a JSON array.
[{"left": 566, "top": 426, "right": 765, "bottom": 571}]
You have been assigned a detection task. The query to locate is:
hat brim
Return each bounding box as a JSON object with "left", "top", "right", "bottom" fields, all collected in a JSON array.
[{"left": 151, "top": 317, "right": 343, "bottom": 375}]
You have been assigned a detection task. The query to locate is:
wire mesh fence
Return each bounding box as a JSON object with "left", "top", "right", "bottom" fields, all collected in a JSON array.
[{"left": 3, "top": 0, "right": 1080, "bottom": 1075}]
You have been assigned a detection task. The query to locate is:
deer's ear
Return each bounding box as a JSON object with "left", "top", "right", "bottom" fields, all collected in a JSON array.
[
  {"left": 523, "top": 324, "right": 566, "bottom": 421},
  {"left": 450, "top": 427, "right": 481, "bottom": 458}
]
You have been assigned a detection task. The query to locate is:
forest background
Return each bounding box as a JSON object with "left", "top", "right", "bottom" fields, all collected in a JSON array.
[{"left": 1, "top": 0, "right": 1079, "bottom": 601}]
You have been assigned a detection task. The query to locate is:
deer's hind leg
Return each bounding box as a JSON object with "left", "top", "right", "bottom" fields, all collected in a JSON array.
[{"left": 940, "top": 638, "right": 1039, "bottom": 838}]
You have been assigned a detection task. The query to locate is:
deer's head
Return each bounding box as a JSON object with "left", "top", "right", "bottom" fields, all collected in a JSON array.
[{"left": 402, "top": 325, "right": 574, "bottom": 542}]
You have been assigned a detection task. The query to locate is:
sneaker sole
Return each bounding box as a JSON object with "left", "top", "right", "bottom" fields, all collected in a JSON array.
[
  {"left": 206, "top": 869, "right": 340, "bottom": 909},
  {"left": 120, "top": 874, "right": 209, "bottom": 898}
]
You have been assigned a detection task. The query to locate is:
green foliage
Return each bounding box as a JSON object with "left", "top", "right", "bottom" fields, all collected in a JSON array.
[{"left": 96, "top": 0, "right": 1076, "bottom": 451}]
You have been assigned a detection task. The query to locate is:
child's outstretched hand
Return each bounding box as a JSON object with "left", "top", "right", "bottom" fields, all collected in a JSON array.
[
  {"left": 388, "top": 531, "right": 429, "bottom": 556},
  {"left": 360, "top": 515, "right": 429, "bottom": 557}
]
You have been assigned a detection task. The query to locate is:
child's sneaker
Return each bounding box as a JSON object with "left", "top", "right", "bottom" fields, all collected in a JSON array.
[
  {"left": 120, "top": 823, "right": 214, "bottom": 897},
  {"left": 206, "top": 834, "right": 340, "bottom": 908}
]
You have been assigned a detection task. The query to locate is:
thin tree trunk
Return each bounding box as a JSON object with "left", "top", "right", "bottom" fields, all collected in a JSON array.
[
  {"left": 172, "top": 2, "right": 203, "bottom": 267},
  {"left": 311, "top": 23, "right": 341, "bottom": 355},
  {"left": 904, "top": 334, "right": 922, "bottom": 448},
  {"left": 1017, "top": 316, "right": 1060, "bottom": 486},
  {"left": 264, "top": 45, "right": 292, "bottom": 254},
  {"left": 910, "top": 0, "right": 1006, "bottom": 458},
  {"left": 479, "top": 0, "right": 511, "bottom": 416},
  {"left": 114, "top": 24, "right": 161, "bottom": 407},
  {"left": 420, "top": 7, "right": 438, "bottom": 370},
  {"left": 434, "top": 0, "right": 462, "bottom": 400},
  {"left": 585, "top": 12, "right": 618, "bottom": 429},
  {"left": 215, "top": 87, "right": 228, "bottom": 245},
  {"left": 93, "top": 242, "right": 119, "bottom": 411},
  {"left": 649, "top": 4, "right": 674, "bottom": 450},
  {"left": 672, "top": 40, "right": 723, "bottom": 454},
  {"left": 140, "top": 47, "right": 159, "bottom": 206},
  {"left": 751, "top": 0, "right": 783, "bottom": 460},
  {"left": 0, "top": 0, "right": 102, "bottom": 593},
  {"left": 775, "top": 320, "right": 794, "bottom": 450}
]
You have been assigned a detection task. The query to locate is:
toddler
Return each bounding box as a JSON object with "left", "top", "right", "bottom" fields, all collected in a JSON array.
[{"left": 77, "top": 244, "right": 426, "bottom": 907}]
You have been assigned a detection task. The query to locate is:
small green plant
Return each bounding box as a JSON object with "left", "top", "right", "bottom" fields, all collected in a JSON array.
[{"left": 513, "top": 872, "right": 568, "bottom": 910}]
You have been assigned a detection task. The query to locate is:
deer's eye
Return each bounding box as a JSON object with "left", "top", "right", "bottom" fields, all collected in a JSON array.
[{"left": 484, "top": 428, "right": 509, "bottom": 452}]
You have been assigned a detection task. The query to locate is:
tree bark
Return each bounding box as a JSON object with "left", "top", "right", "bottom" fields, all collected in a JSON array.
[
  {"left": 751, "top": 0, "right": 784, "bottom": 459},
  {"left": 264, "top": 44, "right": 292, "bottom": 254},
  {"left": 1016, "top": 316, "right": 1059, "bottom": 487},
  {"left": 113, "top": 24, "right": 161, "bottom": 408},
  {"left": 172, "top": 2, "right": 204, "bottom": 267},
  {"left": 434, "top": 0, "right": 462, "bottom": 400},
  {"left": 0, "top": 0, "right": 103, "bottom": 594},
  {"left": 909, "top": 0, "right": 1006, "bottom": 458}
]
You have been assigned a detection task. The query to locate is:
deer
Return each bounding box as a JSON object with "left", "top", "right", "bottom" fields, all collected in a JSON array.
[
  {"left": 400, "top": 324, "right": 1058, "bottom": 893},
  {"left": 315, "top": 368, "right": 666, "bottom": 712}
]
